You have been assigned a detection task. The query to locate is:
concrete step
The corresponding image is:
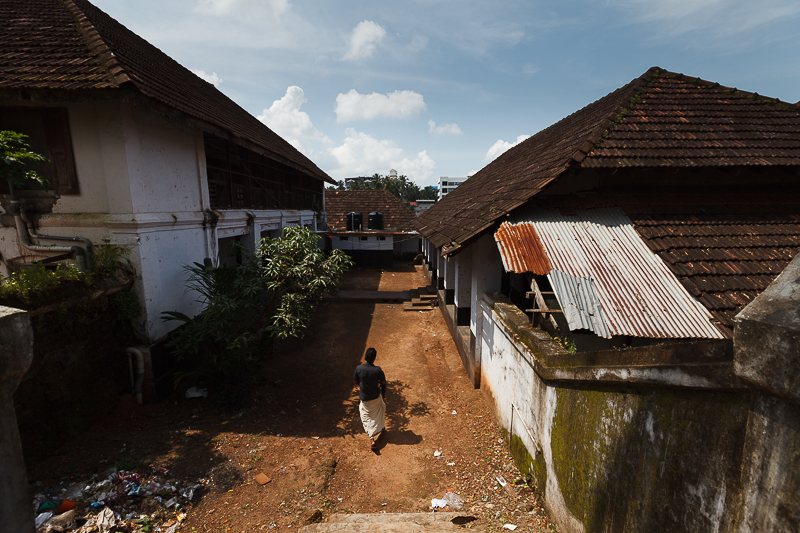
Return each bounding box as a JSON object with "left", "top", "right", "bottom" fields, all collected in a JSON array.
[{"left": 300, "top": 512, "right": 480, "bottom": 533}]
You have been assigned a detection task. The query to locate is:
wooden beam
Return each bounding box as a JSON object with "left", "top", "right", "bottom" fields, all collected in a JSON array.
[{"left": 529, "top": 278, "right": 559, "bottom": 329}]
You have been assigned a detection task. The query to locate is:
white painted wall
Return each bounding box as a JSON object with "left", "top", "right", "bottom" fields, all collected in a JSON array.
[
  {"left": 333, "top": 234, "right": 393, "bottom": 251},
  {"left": 1, "top": 102, "right": 321, "bottom": 342}
]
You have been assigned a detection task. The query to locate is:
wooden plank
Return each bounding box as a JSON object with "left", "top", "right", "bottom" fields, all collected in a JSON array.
[
  {"left": 526, "top": 309, "right": 564, "bottom": 314},
  {"left": 530, "top": 278, "right": 559, "bottom": 329}
]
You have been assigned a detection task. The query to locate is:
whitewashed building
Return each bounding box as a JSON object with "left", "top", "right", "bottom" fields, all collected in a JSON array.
[{"left": 0, "top": 0, "right": 333, "bottom": 342}]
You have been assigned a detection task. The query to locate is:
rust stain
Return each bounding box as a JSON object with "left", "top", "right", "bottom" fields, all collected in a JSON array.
[{"left": 496, "top": 222, "right": 551, "bottom": 275}]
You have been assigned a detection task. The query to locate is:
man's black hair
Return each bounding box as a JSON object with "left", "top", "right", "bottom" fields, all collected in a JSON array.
[{"left": 365, "top": 347, "right": 377, "bottom": 363}]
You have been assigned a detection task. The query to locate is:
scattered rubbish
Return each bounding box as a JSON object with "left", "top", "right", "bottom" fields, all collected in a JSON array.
[
  {"left": 97, "top": 506, "right": 116, "bottom": 532},
  {"left": 452, "top": 410, "right": 457, "bottom": 415},
  {"left": 442, "top": 490, "right": 464, "bottom": 510},
  {"left": 39, "top": 509, "right": 75, "bottom": 531},
  {"left": 503, "top": 524, "right": 518, "bottom": 530},
  {"left": 447, "top": 462, "right": 455, "bottom": 466},
  {"left": 56, "top": 499, "right": 76, "bottom": 514},
  {"left": 388, "top": 306, "right": 395, "bottom": 309},
  {"left": 255, "top": 473, "right": 272, "bottom": 485},
  {"left": 431, "top": 498, "right": 447, "bottom": 509},
  {"left": 312, "top": 436, "right": 320, "bottom": 440},
  {"left": 185, "top": 386, "right": 208, "bottom": 398},
  {"left": 433, "top": 450, "right": 442, "bottom": 457},
  {"left": 34, "top": 513, "right": 53, "bottom": 528},
  {"left": 381, "top": 503, "right": 387, "bottom": 506}
]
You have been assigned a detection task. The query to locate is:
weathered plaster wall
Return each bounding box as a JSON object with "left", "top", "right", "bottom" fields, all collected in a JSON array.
[{"left": 478, "top": 294, "right": 754, "bottom": 533}]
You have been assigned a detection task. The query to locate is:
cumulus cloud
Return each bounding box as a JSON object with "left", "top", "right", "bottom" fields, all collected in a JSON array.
[
  {"left": 335, "top": 89, "right": 426, "bottom": 122},
  {"left": 343, "top": 20, "right": 386, "bottom": 61},
  {"left": 191, "top": 69, "right": 223, "bottom": 86},
  {"left": 327, "top": 128, "right": 436, "bottom": 182},
  {"left": 482, "top": 134, "right": 531, "bottom": 163},
  {"left": 257, "top": 86, "right": 331, "bottom": 152},
  {"left": 428, "top": 120, "right": 463, "bottom": 136}
]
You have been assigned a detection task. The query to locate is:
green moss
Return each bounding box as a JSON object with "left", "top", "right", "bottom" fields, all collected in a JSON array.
[{"left": 549, "top": 386, "right": 750, "bottom": 532}]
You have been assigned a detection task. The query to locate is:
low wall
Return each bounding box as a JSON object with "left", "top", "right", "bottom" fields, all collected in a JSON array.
[{"left": 471, "top": 293, "right": 798, "bottom": 533}]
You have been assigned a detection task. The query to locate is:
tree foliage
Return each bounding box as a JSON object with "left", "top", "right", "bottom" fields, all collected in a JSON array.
[
  {"left": 327, "top": 173, "right": 438, "bottom": 210},
  {"left": 0, "top": 130, "right": 49, "bottom": 189},
  {"left": 162, "top": 226, "right": 354, "bottom": 376}
]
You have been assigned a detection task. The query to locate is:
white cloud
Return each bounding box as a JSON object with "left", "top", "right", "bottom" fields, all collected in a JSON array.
[
  {"left": 343, "top": 20, "right": 386, "bottom": 61},
  {"left": 613, "top": 0, "right": 800, "bottom": 41},
  {"left": 327, "top": 128, "right": 436, "bottom": 183},
  {"left": 257, "top": 86, "right": 331, "bottom": 152},
  {"left": 335, "top": 89, "right": 426, "bottom": 122},
  {"left": 191, "top": 69, "right": 223, "bottom": 86},
  {"left": 196, "top": 0, "right": 289, "bottom": 16},
  {"left": 428, "top": 120, "right": 463, "bottom": 136},
  {"left": 483, "top": 134, "right": 530, "bottom": 163}
]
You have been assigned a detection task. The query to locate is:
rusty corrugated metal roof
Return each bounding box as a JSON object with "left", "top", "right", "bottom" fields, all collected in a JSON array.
[
  {"left": 495, "top": 221, "right": 551, "bottom": 274},
  {"left": 501, "top": 207, "right": 725, "bottom": 339}
]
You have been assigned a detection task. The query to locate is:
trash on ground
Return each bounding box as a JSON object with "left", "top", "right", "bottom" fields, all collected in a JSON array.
[
  {"left": 452, "top": 410, "right": 457, "bottom": 415},
  {"left": 431, "top": 498, "right": 447, "bottom": 508},
  {"left": 185, "top": 386, "right": 208, "bottom": 398},
  {"left": 442, "top": 490, "right": 464, "bottom": 510},
  {"left": 255, "top": 473, "right": 272, "bottom": 485},
  {"left": 433, "top": 450, "right": 442, "bottom": 457},
  {"left": 503, "top": 524, "right": 518, "bottom": 530}
]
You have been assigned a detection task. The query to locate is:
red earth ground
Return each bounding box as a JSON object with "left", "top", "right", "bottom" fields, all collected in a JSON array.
[{"left": 27, "top": 264, "right": 558, "bottom": 532}]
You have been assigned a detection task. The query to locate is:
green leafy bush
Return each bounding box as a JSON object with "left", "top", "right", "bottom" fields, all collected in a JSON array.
[
  {"left": 0, "top": 262, "right": 87, "bottom": 303},
  {"left": 162, "top": 226, "right": 354, "bottom": 376}
]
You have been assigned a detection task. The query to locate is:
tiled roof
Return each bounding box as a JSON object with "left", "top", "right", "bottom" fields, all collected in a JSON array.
[
  {"left": 630, "top": 214, "right": 800, "bottom": 336},
  {"left": 416, "top": 67, "right": 800, "bottom": 252},
  {"left": 0, "top": 0, "right": 332, "bottom": 184},
  {"left": 325, "top": 190, "right": 416, "bottom": 231}
]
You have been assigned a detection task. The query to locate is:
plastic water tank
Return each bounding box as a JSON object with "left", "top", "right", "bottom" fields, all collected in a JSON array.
[
  {"left": 346, "top": 212, "right": 362, "bottom": 231},
  {"left": 368, "top": 212, "right": 384, "bottom": 230}
]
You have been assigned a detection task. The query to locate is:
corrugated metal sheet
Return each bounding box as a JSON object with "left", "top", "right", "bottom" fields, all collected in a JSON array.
[
  {"left": 495, "top": 221, "right": 551, "bottom": 274},
  {"left": 548, "top": 270, "right": 611, "bottom": 338},
  {"left": 500, "top": 207, "right": 725, "bottom": 339}
]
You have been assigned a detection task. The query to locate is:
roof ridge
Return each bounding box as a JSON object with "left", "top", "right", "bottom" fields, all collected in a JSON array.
[
  {"left": 58, "top": 0, "right": 132, "bottom": 87},
  {"left": 569, "top": 66, "right": 664, "bottom": 166},
  {"left": 668, "top": 71, "right": 800, "bottom": 113}
]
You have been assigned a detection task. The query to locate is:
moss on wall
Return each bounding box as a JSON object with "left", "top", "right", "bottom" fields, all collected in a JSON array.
[
  {"left": 508, "top": 432, "right": 548, "bottom": 494},
  {"left": 549, "top": 385, "right": 750, "bottom": 533}
]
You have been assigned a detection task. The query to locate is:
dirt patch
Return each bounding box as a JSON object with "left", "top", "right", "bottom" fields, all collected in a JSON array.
[{"left": 27, "top": 264, "right": 558, "bottom": 532}]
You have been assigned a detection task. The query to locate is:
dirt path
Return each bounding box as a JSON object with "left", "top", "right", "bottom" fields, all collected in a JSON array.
[{"left": 27, "top": 264, "right": 557, "bottom": 532}]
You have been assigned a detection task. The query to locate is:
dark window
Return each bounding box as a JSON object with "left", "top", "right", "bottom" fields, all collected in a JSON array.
[
  {"left": 378, "top": 236, "right": 386, "bottom": 241},
  {"left": 360, "top": 236, "right": 368, "bottom": 241},
  {"left": 203, "top": 133, "right": 323, "bottom": 211},
  {"left": 340, "top": 236, "right": 349, "bottom": 241},
  {"left": 0, "top": 107, "right": 78, "bottom": 194}
]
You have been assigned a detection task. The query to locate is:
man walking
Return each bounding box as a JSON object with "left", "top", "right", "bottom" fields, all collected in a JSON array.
[{"left": 353, "top": 347, "right": 387, "bottom": 451}]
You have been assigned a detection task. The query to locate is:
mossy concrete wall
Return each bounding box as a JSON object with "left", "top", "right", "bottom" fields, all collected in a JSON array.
[{"left": 475, "top": 292, "right": 799, "bottom": 533}]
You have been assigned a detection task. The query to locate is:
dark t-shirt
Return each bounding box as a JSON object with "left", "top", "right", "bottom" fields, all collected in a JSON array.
[{"left": 353, "top": 363, "right": 386, "bottom": 402}]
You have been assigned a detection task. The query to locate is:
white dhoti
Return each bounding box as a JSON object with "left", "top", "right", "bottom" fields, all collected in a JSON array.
[{"left": 359, "top": 396, "right": 386, "bottom": 438}]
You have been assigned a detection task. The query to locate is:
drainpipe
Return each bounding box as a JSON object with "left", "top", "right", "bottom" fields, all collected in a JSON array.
[
  {"left": 125, "top": 347, "right": 146, "bottom": 405},
  {"left": 19, "top": 207, "right": 93, "bottom": 270},
  {"left": 8, "top": 182, "right": 90, "bottom": 270}
]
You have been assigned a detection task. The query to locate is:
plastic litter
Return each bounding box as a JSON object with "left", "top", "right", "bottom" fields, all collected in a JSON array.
[
  {"left": 433, "top": 450, "right": 442, "bottom": 457},
  {"left": 503, "top": 525, "right": 518, "bottom": 530},
  {"left": 185, "top": 386, "right": 208, "bottom": 398},
  {"left": 431, "top": 498, "right": 447, "bottom": 508},
  {"left": 97, "top": 506, "right": 116, "bottom": 533},
  {"left": 34, "top": 513, "right": 52, "bottom": 528},
  {"left": 442, "top": 490, "right": 464, "bottom": 510}
]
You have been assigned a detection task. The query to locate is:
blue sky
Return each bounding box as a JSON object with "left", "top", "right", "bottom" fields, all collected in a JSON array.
[{"left": 93, "top": 0, "right": 800, "bottom": 187}]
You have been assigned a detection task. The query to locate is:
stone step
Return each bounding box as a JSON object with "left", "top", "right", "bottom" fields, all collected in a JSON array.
[{"left": 300, "top": 512, "right": 480, "bottom": 533}]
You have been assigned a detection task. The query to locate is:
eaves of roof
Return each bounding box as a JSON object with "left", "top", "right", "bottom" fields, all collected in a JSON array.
[
  {"left": 416, "top": 67, "right": 800, "bottom": 256},
  {"left": 0, "top": 0, "right": 335, "bottom": 185}
]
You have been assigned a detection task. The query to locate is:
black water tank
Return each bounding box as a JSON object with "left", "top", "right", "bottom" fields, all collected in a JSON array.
[
  {"left": 346, "top": 212, "right": 363, "bottom": 231},
  {"left": 368, "top": 212, "right": 384, "bottom": 230}
]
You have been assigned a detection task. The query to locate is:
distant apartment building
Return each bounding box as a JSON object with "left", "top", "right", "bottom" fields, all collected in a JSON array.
[
  {"left": 411, "top": 199, "right": 436, "bottom": 217},
  {"left": 438, "top": 176, "right": 469, "bottom": 200}
]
